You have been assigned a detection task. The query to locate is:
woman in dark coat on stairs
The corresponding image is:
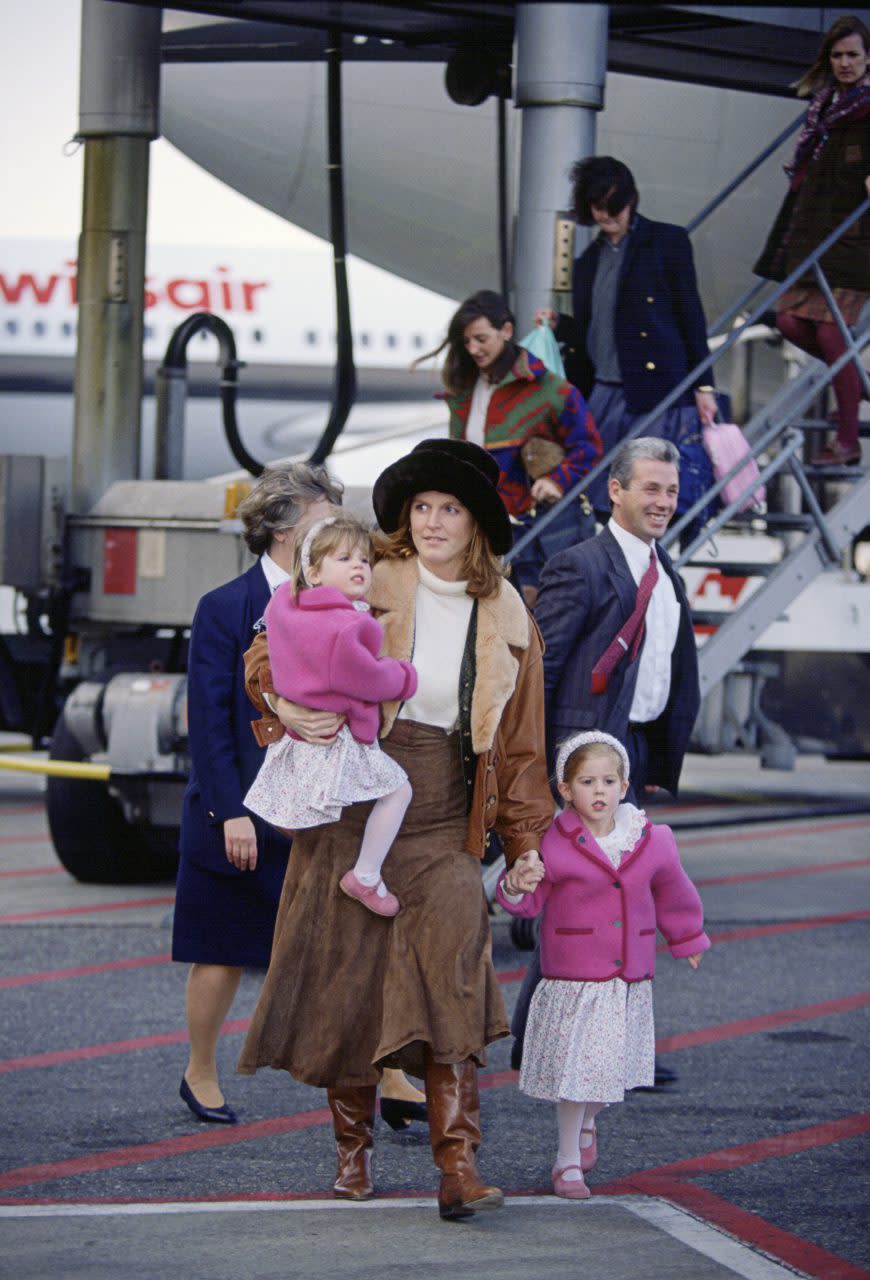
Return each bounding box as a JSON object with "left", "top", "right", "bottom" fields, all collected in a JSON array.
[{"left": 755, "top": 14, "right": 870, "bottom": 467}]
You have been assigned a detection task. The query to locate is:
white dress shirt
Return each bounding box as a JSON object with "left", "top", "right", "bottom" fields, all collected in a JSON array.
[
  {"left": 607, "top": 519, "right": 680, "bottom": 723},
  {"left": 260, "top": 550, "right": 291, "bottom": 595},
  {"left": 465, "top": 376, "right": 496, "bottom": 446}
]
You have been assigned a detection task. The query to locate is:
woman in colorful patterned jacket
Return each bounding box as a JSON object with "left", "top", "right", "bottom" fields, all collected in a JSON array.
[{"left": 426, "top": 290, "right": 601, "bottom": 605}]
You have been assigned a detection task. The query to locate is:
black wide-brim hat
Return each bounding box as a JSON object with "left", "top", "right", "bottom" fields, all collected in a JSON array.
[{"left": 372, "top": 438, "right": 513, "bottom": 555}]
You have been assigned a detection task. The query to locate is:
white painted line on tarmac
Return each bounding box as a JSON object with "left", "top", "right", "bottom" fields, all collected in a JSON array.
[
  {"left": 0, "top": 1198, "right": 430, "bottom": 1216},
  {"left": 624, "top": 1198, "right": 798, "bottom": 1279},
  {"left": 0, "top": 1192, "right": 800, "bottom": 1274}
]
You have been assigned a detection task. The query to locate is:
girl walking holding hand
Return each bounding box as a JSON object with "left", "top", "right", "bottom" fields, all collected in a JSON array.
[{"left": 497, "top": 731, "right": 710, "bottom": 1198}]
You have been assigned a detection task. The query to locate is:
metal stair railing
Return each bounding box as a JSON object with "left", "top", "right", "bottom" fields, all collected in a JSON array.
[
  {"left": 662, "top": 320, "right": 870, "bottom": 566},
  {"left": 684, "top": 113, "right": 804, "bottom": 338},
  {"left": 684, "top": 116, "right": 803, "bottom": 236},
  {"left": 505, "top": 192, "right": 870, "bottom": 571},
  {"left": 686, "top": 471, "right": 870, "bottom": 698}
]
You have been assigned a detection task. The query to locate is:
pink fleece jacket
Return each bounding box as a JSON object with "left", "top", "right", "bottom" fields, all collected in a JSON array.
[
  {"left": 263, "top": 584, "right": 417, "bottom": 744},
  {"left": 496, "top": 808, "right": 710, "bottom": 982}
]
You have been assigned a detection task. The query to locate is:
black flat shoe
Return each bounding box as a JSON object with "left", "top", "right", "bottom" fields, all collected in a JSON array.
[
  {"left": 180, "top": 1076, "right": 238, "bottom": 1124},
  {"left": 379, "top": 1097, "right": 428, "bottom": 1130},
  {"left": 510, "top": 1038, "right": 523, "bottom": 1072},
  {"left": 637, "top": 1060, "right": 679, "bottom": 1092},
  {"left": 654, "top": 1061, "right": 678, "bottom": 1087}
]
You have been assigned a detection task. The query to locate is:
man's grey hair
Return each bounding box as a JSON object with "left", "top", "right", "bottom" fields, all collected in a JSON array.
[
  {"left": 237, "top": 463, "right": 344, "bottom": 556},
  {"left": 609, "top": 437, "right": 680, "bottom": 491}
]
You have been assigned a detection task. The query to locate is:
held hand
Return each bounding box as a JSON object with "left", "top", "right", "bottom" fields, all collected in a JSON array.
[
  {"left": 530, "top": 476, "right": 563, "bottom": 505},
  {"left": 694, "top": 388, "right": 718, "bottom": 426},
  {"left": 533, "top": 307, "right": 558, "bottom": 330},
  {"left": 505, "top": 849, "right": 545, "bottom": 895},
  {"left": 687, "top": 953, "right": 703, "bottom": 970},
  {"left": 276, "top": 696, "right": 345, "bottom": 744},
  {"left": 224, "top": 815, "right": 258, "bottom": 871},
  {"left": 865, "top": 175, "right": 870, "bottom": 197}
]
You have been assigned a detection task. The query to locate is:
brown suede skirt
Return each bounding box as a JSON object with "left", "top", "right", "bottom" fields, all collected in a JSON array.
[{"left": 237, "top": 720, "right": 509, "bottom": 1087}]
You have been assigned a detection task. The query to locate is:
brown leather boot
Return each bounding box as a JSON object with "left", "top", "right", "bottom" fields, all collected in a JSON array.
[
  {"left": 424, "top": 1054, "right": 503, "bottom": 1220},
  {"left": 327, "top": 1085, "right": 377, "bottom": 1200}
]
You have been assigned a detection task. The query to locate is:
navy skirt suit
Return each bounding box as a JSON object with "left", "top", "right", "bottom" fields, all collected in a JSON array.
[{"left": 172, "top": 561, "right": 291, "bottom": 968}]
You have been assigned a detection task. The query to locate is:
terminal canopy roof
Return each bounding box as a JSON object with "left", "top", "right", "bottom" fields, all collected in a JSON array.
[{"left": 116, "top": 2, "right": 870, "bottom": 98}]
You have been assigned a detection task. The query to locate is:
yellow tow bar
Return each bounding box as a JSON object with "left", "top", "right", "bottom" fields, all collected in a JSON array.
[{"left": 0, "top": 754, "right": 111, "bottom": 781}]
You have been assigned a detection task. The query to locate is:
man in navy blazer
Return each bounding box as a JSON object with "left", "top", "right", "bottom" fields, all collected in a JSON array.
[
  {"left": 535, "top": 437, "right": 699, "bottom": 801},
  {"left": 511, "top": 438, "right": 700, "bottom": 1083}
]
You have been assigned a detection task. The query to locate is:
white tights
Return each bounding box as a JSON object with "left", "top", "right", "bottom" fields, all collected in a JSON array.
[
  {"left": 352, "top": 780, "right": 412, "bottom": 897},
  {"left": 555, "top": 1100, "right": 606, "bottom": 1180}
]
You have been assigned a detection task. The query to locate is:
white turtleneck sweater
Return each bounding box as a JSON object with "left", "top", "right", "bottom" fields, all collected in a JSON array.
[{"left": 398, "top": 560, "right": 474, "bottom": 732}]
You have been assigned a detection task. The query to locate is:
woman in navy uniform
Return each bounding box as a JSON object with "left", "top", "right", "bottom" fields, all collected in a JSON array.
[{"left": 173, "top": 463, "right": 341, "bottom": 1122}]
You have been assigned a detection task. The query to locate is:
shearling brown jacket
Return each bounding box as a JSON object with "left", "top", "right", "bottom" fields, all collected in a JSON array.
[{"left": 244, "top": 556, "right": 552, "bottom": 864}]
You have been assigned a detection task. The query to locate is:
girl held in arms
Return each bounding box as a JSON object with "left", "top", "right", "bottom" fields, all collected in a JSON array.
[{"left": 244, "top": 512, "right": 417, "bottom": 917}]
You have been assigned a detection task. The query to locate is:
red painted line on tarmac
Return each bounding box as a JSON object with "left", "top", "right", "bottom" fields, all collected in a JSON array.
[
  {"left": 0, "top": 834, "right": 51, "bottom": 848},
  {"left": 0, "top": 1017, "right": 244, "bottom": 1073},
  {"left": 0, "top": 1191, "right": 335, "bottom": 1206},
  {"left": 653, "top": 910, "right": 870, "bottom": 955},
  {"left": 4, "top": 965, "right": 866, "bottom": 1075},
  {"left": 0, "top": 804, "right": 46, "bottom": 817},
  {"left": 0, "top": 953, "right": 171, "bottom": 990},
  {"left": 657, "top": 991, "right": 870, "bottom": 1053},
  {"left": 705, "top": 911, "right": 870, "bottom": 943},
  {"left": 652, "top": 910, "right": 870, "bottom": 958},
  {"left": 696, "top": 857, "right": 870, "bottom": 886},
  {"left": 0, "top": 864, "right": 62, "bottom": 878},
  {"left": 4, "top": 907, "right": 857, "bottom": 995},
  {"left": 479, "top": 1069, "right": 518, "bottom": 1090},
  {"left": 0, "top": 1108, "right": 333, "bottom": 1193},
  {"left": 602, "top": 1173, "right": 870, "bottom": 1280},
  {"left": 0, "top": 1085, "right": 527, "bottom": 1193},
  {"left": 0, "top": 895, "right": 175, "bottom": 924},
  {"left": 497, "top": 966, "right": 527, "bottom": 985},
  {"left": 679, "top": 816, "right": 870, "bottom": 847},
  {"left": 642, "top": 1111, "right": 870, "bottom": 1178}
]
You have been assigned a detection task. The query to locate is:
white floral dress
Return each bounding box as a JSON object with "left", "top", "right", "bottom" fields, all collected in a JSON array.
[
  {"left": 518, "top": 803, "right": 656, "bottom": 1103},
  {"left": 244, "top": 725, "right": 408, "bottom": 830}
]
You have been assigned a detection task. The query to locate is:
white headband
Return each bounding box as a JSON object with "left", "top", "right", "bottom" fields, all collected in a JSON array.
[
  {"left": 555, "top": 731, "right": 630, "bottom": 784},
  {"left": 300, "top": 516, "right": 339, "bottom": 583}
]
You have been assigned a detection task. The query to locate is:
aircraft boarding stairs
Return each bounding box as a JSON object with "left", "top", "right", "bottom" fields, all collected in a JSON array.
[
  {"left": 662, "top": 323, "right": 870, "bottom": 768},
  {"left": 506, "top": 182, "right": 870, "bottom": 770}
]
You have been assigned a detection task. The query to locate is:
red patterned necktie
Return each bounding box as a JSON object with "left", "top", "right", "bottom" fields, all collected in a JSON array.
[{"left": 590, "top": 547, "right": 659, "bottom": 695}]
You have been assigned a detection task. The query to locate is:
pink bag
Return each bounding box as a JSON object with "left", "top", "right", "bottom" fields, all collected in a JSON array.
[{"left": 701, "top": 420, "right": 765, "bottom": 512}]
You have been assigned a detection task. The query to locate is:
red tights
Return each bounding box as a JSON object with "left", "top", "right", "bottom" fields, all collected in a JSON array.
[{"left": 776, "top": 312, "right": 860, "bottom": 450}]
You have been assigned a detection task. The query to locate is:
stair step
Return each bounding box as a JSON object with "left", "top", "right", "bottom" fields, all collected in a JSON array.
[
  {"left": 803, "top": 464, "right": 865, "bottom": 480},
  {"left": 684, "top": 561, "right": 777, "bottom": 576},
  {"left": 791, "top": 419, "right": 870, "bottom": 437},
  {"left": 760, "top": 511, "right": 816, "bottom": 530}
]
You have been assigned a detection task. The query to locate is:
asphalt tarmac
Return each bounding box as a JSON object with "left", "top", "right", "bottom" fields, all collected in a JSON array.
[{"left": 0, "top": 752, "right": 868, "bottom": 1280}]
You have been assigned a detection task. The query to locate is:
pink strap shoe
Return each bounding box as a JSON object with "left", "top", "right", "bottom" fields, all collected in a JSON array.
[
  {"left": 339, "top": 870, "right": 400, "bottom": 917},
  {"left": 580, "top": 1125, "right": 597, "bottom": 1172},
  {"left": 551, "top": 1164, "right": 591, "bottom": 1200}
]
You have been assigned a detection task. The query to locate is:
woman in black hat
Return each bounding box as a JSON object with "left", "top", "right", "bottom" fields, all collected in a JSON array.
[{"left": 237, "top": 439, "right": 552, "bottom": 1219}]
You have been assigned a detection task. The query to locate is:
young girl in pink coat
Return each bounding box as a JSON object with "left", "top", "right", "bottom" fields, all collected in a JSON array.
[
  {"left": 244, "top": 512, "right": 417, "bottom": 918},
  {"left": 497, "top": 730, "right": 709, "bottom": 1198}
]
